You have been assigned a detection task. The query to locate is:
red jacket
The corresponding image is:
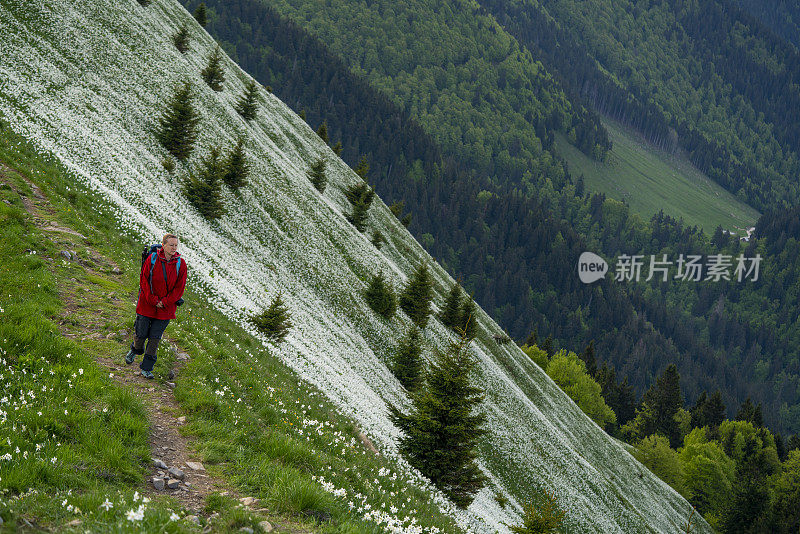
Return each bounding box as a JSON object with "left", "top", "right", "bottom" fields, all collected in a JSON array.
[{"left": 136, "top": 248, "right": 187, "bottom": 320}]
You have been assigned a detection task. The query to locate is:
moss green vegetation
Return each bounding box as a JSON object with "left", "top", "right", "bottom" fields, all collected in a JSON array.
[
  {"left": 555, "top": 118, "right": 760, "bottom": 235},
  {"left": 0, "top": 123, "right": 460, "bottom": 532}
]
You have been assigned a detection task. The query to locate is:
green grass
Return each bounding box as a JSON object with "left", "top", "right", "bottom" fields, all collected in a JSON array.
[
  {"left": 555, "top": 117, "right": 761, "bottom": 235},
  {"left": 0, "top": 120, "right": 461, "bottom": 532}
]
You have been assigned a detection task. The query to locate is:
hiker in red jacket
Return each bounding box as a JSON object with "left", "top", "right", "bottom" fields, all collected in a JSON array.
[{"left": 125, "top": 234, "right": 188, "bottom": 379}]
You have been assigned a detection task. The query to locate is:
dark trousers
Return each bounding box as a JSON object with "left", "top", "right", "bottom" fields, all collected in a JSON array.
[{"left": 130, "top": 314, "right": 170, "bottom": 372}]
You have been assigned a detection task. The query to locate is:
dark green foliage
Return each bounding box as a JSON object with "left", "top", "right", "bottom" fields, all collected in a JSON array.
[
  {"left": 541, "top": 336, "right": 554, "bottom": 358},
  {"left": 298, "top": 109, "right": 306, "bottom": 121},
  {"left": 509, "top": 490, "right": 567, "bottom": 534},
  {"left": 137, "top": 0, "right": 151, "bottom": 6},
  {"left": 596, "top": 364, "right": 637, "bottom": 429},
  {"left": 173, "top": 24, "right": 190, "bottom": 54},
  {"left": 307, "top": 158, "right": 326, "bottom": 193},
  {"left": 400, "top": 213, "right": 412, "bottom": 228},
  {"left": 439, "top": 282, "right": 463, "bottom": 330},
  {"left": 156, "top": 81, "right": 200, "bottom": 161},
  {"left": 235, "top": 79, "right": 259, "bottom": 121},
  {"left": 364, "top": 271, "right": 396, "bottom": 320},
  {"left": 250, "top": 293, "right": 292, "bottom": 342},
  {"left": 389, "top": 201, "right": 403, "bottom": 218},
  {"left": 457, "top": 296, "right": 477, "bottom": 339},
  {"left": 201, "top": 45, "right": 225, "bottom": 91},
  {"left": 392, "top": 326, "right": 424, "bottom": 391},
  {"left": 581, "top": 340, "right": 597, "bottom": 378},
  {"left": 222, "top": 137, "right": 249, "bottom": 190},
  {"left": 332, "top": 141, "right": 342, "bottom": 156},
  {"left": 316, "top": 121, "right": 329, "bottom": 144},
  {"left": 525, "top": 330, "right": 538, "bottom": 347},
  {"left": 344, "top": 181, "right": 374, "bottom": 232},
  {"left": 390, "top": 335, "right": 487, "bottom": 508},
  {"left": 642, "top": 364, "right": 684, "bottom": 448},
  {"left": 399, "top": 263, "right": 433, "bottom": 328},
  {"left": 736, "top": 398, "right": 764, "bottom": 428},
  {"left": 353, "top": 155, "right": 369, "bottom": 180},
  {"left": 161, "top": 157, "right": 176, "bottom": 174},
  {"left": 193, "top": 2, "right": 208, "bottom": 26},
  {"left": 371, "top": 230, "right": 384, "bottom": 249},
  {"left": 720, "top": 433, "right": 775, "bottom": 533},
  {"left": 691, "top": 390, "right": 726, "bottom": 431},
  {"left": 183, "top": 147, "right": 225, "bottom": 219}
]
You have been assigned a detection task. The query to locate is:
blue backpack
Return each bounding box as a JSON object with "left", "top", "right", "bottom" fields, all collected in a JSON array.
[{"left": 141, "top": 244, "right": 184, "bottom": 306}]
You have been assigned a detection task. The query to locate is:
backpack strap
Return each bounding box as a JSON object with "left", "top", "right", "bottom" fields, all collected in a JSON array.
[{"left": 148, "top": 252, "right": 158, "bottom": 294}]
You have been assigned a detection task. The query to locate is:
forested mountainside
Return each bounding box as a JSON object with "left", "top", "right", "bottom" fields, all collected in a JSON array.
[
  {"left": 190, "top": 0, "right": 800, "bottom": 436},
  {"left": 0, "top": 0, "right": 709, "bottom": 531},
  {"left": 734, "top": 0, "right": 800, "bottom": 50}
]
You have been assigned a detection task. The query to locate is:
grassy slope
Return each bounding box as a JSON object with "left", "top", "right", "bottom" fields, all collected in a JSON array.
[
  {"left": 555, "top": 117, "right": 760, "bottom": 235},
  {"left": 0, "top": 125, "right": 459, "bottom": 532},
  {"left": 0, "top": 1, "right": 710, "bottom": 532}
]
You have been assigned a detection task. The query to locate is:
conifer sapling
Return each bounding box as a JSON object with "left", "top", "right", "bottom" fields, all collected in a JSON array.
[
  {"left": 392, "top": 326, "right": 424, "bottom": 391},
  {"left": 156, "top": 81, "right": 200, "bottom": 161},
  {"left": 201, "top": 45, "right": 225, "bottom": 92},
  {"left": 332, "top": 141, "right": 343, "bottom": 156},
  {"left": 173, "top": 24, "right": 190, "bottom": 54},
  {"left": 440, "top": 282, "right": 463, "bottom": 330},
  {"left": 193, "top": 3, "right": 208, "bottom": 26},
  {"left": 399, "top": 263, "right": 434, "bottom": 328},
  {"left": 365, "top": 271, "right": 397, "bottom": 320},
  {"left": 183, "top": 147, "right": 226, "bottom": 219},
  {"left": 371, "top": 230, "right": 384, "bottom": 249},
  {"left": 316, "top": 121, "right": 329, "bottom": 144},
  {"left": 250, "top": 293, "right": 292, "bottom": 342},
  {"left": 235, "top": 79, "right": 259, "bottom": 121},
  {"left": 223, "top": 137, "right": 249, "bottom": 190},
  {"left": 307, "top": 158, "right": 327, "bottom": 193}
]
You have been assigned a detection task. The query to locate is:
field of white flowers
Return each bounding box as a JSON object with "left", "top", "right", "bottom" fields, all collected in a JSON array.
[{"left": 0, "top": 0, "right": 710, "bottom": 531}]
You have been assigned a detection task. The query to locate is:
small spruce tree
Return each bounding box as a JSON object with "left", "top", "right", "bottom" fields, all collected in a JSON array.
[
  {"left": 193, "top": 3, "right": 208, "bottom": 26},
  {"left": 156, "top": 81, "right": 200, "bottom": 161},
  {"left": 371, "top": 230, "right": 384, "bottom": 249},
  {"left": 201, "top": 45, "right": 225, "bottom": 92},
  {"left": 222, "top": 137, "right": 249, "bottom": 190},
  {"left": 345, "top": 181, "right": 374, "bottom": 232},
  {"left": 183, "top": 147, "right": 225, "bottom": 219},
  {"left": 392, "top": 326, "right": 424, "bottom": 391},
  {"left": 250, "top": 293, "right": 292, "bottom": 342},
  {"left": 440, "top": 282, "right": 463, "bottom": 330},
  {"left": 399, "top": 263, "right": 434, "bottom": 328},
  {"left": 316, "top": 121, "right": 329, "bottom": 143},
  {"left": 458, "top": 296, "right": 478, "bottom": 339},
  {"left": 235, "top": 79, "right": 259, "bottom": 121},
  {"left": 401, "top": 213, "right": 412, "bottom": 227},
  {"left": 510, "top": 491, "right": 567, "bottom": 534},
  {"left": 354, "top": 154, "right": 369, "bottom": 179},
  {"left": 390, "top": 334, "right": 487, "bottom": 508},
  {"left": 137, "top": 0, "right": 152, "bottom": 6},
  {"left": 298, "top": 109, "right": 306, "bottom": 121},
  {"left": 582, "top": 340, "right": 598, "bottom": 378},
  {"left": 365, "top": 271, "right": 397, "bottom": 320},
  {"left": 307, "top": 158, "right": 327, "bottom": 193},
  {"left": 173, "top": 24, "right": 190, "bottom": 53},
  {"left": 332, "top": 141, "right": 343, "bottom": 156}
]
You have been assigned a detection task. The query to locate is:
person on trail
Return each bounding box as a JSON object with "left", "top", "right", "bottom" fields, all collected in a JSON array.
[{"left": 124, "top": 234, "right": 187, "bottom": 379}]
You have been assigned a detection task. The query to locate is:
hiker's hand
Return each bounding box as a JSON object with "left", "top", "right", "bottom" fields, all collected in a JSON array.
[{"left": 156, "top": 301, "right": 164, "bottom": 309}]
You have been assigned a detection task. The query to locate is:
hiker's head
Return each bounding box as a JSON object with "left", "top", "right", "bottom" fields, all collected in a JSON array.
[{"left": 162, "top": 234, "right": 178, "bottom": 257}]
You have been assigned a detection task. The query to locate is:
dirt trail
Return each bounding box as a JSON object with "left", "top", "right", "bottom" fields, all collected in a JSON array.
[{"left": 3, "top": 169, "right": 231, "bottom": 513}]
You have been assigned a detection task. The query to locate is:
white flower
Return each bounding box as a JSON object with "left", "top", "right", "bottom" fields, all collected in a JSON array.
[
  {"left": 133, "top": 491, "right": 140, "bottom": 501},
  {"left": 101, "top": 498, "right": 113, "bottom": 511},
  {"left": 126, "top": 506, "right": 144, "bottom": 522},
  {"left": 169, "top": 512, "right": 180, "bottom": 521},
  {"left": 78, "top": 369, "right": 83, "bottom": 375}
]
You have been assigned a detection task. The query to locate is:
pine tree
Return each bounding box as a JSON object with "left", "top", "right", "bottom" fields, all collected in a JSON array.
[
  {"left": 307, "top": 158, "right": 327, "bottom": 193},
  {"left": 392, "top": 326, "right": 424, "bottom": 391},
  {"left": 183, "top": 148, "right": 225, "bottom": 219},
  {"left": 222, "top": 137, "right": 249, "bottom": 190},
  {"left": 173, "top": 24, "right": 190, "bottom": 54},
  {"left": 735, "top": 397, "right": 764, "bottom": 428},
  {"left": 399, "top": 263, "right": 433, "bottom": 328},
  {"left": 193, "top": 3, "right": 208, "bottom": 26},
  {"left": 354, "top": 155, "right": 369, "bottom": 179},
  {"left": 364, "top": 271, "right": 397, "bottom": 320},
  {"left": 400, "top": 213, "right": 412, "bottom": 228},
  {"left": 298, "top": 109, "right": 306, "bottom": 121},
  {"left": 345, "top": 181, "right": 374, "bottom": 232},
  {"left": 389, "top": 201, "right": 404, "bottom": 218},
  {"left": 542, "top": 335, "right": 554, "bottom": 357},
  {"left": 201, "top": 45, "right": 225, "bottom": 92},
  {"left": 332, "top": 141, "right": 342, "bottom": 156},
  {"left": 458, "top": 296, "right": 478, "bottom": 339},
  {"left": 137, "top": 0, "right": 152, "bottom": 6},
  {"left": 390, "top": 334, "right": 487, "bottom": 508},
  {"left": 440, "top": 282, "right": 463, "bottom": 330},
  {"left": 371, "top": 230, "right": 384, "bottom": 249},
  {"left": 156, "top": 81, "right": 200, "bottom": 161},
  {"left": 316, "top": 121, "right": 329, "bottom": 144},
  {"left": 581, "top": 340, "right": 598, "bottom": 378},
  {"left": 250, "top": 293, "right": 292, "bottom": 342},
  {"left": 235, "top": 79, "right": 259, "bottom": 121},
  {"left": 510, "top": 490, "right": 567, "bottom": 534},
  {"left": 525, "top": 329, "right": 538, "bottom": 347},
  {"left": 691, "top": 390, "right": 726, "bottom": 430}
]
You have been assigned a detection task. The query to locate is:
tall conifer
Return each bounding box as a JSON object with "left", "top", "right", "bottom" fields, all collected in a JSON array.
[
  {"left": 307, "top": 158, "right": 327, "bottom": 193},
  {"left": 399, "top": 263, "right": 433, "bottom": 328},
  {"left": 201, "top": 45, "right": 225, "bottom": 92},
  {"left": 392, "top": 326, "right": 424, "bottom": 391},
  {"left": 236, "top": 79, "right": 259, "bottom": 121},
  {"left": 183, "top": 147, "right": 225, "bottom": 219},
  {"left": 222, "top": 137, "right": 249, "bottom": 190},
  {"left": 157, "top": 81, "right": 200, "bottom": 161}
]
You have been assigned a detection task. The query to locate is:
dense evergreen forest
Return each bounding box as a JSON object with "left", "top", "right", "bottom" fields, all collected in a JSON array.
[
  {"left": 735, "top": 0, "right": 800, "bottom": 50},
  {"left": 185, "top": 0, "right": 800, "bottom": 439}
]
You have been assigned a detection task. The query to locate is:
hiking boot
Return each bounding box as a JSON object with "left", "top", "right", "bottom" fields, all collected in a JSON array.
[
  {"left": 141, "top": 370, "right": 154, "bottom": 379},
  {"left": 125, "top": 349, "right": 136, "bottom": 365}
]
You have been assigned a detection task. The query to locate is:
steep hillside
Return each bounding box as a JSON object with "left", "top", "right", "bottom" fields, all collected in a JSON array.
[{"left": 0, "top": 0, "right": 708, "bottom": 532}]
